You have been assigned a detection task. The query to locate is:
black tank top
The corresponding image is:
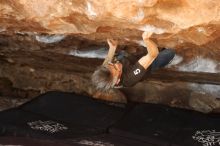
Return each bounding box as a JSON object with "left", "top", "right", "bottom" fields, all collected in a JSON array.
[{"left": 115, "top": 51, "right": 148, "bottom": 87}]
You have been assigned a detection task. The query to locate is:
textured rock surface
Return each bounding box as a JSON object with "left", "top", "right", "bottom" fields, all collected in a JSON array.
[
  {"left": 1, "top": 0, "right": 220, "bottom": 113},
  {"left": 1, "top": 0, "right": 220, "bottom": 50},
  {"left": 0, "top": 33, "right": 220, "bottom": 113},
  {"left": 1, "top": 0, "right": 220, "bottom": 71}
]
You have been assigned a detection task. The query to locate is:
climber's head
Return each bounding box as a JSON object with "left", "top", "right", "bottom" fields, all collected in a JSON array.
[{"left": 91, "top": 62, "right": 122, "bottom": 91}]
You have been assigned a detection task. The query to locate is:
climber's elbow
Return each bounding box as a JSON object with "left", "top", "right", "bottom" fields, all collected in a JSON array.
[{"left": 149, "top": 49, "right": 159, "bottom": 58}]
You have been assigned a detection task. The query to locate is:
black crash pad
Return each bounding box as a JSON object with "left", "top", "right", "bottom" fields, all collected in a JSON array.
[
  {"left": 172, "top": 111, "right": 220, "bottom": 146},
  {"left": 110, "top": 103, "right": 220, "bottom": 146},
  {"left": 0, "top": 137, "right": 73, "bottom": 146},
  {"left": 0, "top": 91, "right": 126, "bottom": 139},
  {"left": 70, "top": 134, "right": 156, "bottom": 146},
  {"left": 0, "top": 134, "right": 154, "bottom": 146},
  {"left": 110, "top": 104, "right": 183, "bottom": 146},
  {"left": 1, "top": 91, "right": 220, "bottom": 146},
  {"left": 0, "top": 109, "right": 84, "bottom": 139}
]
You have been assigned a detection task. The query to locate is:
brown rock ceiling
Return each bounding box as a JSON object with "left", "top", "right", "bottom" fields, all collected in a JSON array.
[{"left": 1, "top": 0, "right": 220, "bottom": 49}]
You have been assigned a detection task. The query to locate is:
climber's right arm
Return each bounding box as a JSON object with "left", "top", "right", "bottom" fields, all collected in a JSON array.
[{"left": 138, "top": 32, "right": 159, "bottom": 69}]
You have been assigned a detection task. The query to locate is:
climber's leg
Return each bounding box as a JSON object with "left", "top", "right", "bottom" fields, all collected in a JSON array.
[{"left": 150, "top": 48, "right": 175, "bottom": 71}]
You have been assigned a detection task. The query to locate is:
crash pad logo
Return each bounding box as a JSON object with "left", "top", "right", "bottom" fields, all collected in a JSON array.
[
  {"left": 192, "top": 130, "right": 220, "bottom": 146},
  {"left": 27, "top": 120, "right": 68, "bottom": 133},
  {"left": 76, "top": 139, "right": 114, "bottom": 146}
]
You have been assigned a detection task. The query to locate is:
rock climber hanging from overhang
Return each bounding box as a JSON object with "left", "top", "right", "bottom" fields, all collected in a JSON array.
[{"left": 92, "top": 31, "right": 175, "bottom": 91}]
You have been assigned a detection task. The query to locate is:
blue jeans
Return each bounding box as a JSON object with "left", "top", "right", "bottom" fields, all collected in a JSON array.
[{"left": 150, "top": 48, "right": 175, "bottom": 71}]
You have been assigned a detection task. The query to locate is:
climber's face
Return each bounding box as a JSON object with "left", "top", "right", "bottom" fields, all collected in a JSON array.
[{"left": 107, "top": 62, "right": 122, "bottom": 85}]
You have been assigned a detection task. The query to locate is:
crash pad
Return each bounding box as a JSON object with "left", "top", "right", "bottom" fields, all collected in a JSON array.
[
  {"left": 1, "top": 91, "right": 220, "bottom": 146},
  {"left": 0, "top": 91, "right": 126, "bottom": 139},
  {"left": 110, "top": 103, "right": 220, "bottom": 146}
]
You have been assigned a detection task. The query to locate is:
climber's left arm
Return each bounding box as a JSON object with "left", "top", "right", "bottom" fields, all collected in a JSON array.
[{"left": 102, "top": 39, "right": 118, "bottom": 66}]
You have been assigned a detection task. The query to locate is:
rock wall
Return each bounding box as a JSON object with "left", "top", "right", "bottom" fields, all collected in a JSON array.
[
  {"left": 1, "top": 0, "right": 220, "bottom": 49},
  {"left": 1, "top": 0, "right": 220, "bottom": 113}
]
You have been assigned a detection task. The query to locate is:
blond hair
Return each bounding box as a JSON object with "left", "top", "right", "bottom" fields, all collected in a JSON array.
[{"left": 91, "top": 66, "right": 116, "bottom": 91}]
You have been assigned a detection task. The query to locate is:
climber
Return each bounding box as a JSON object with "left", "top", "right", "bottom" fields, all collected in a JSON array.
[{"left": 91, "top": 32, "right": 175, "bottom": 91}]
